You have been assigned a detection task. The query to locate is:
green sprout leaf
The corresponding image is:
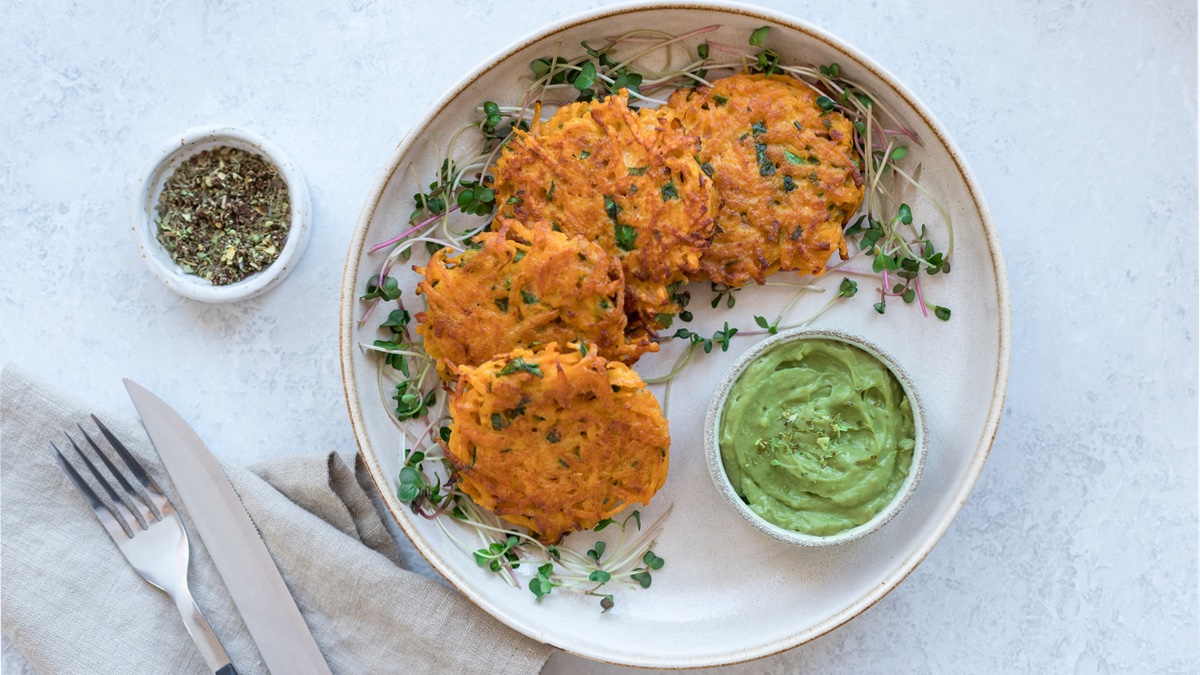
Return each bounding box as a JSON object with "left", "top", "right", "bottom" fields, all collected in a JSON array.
[
  {"left": 587, "top": 541, "right": 607, "bottom": 561},
  {"left": 362, "top": 276, "right": 401, "bottom": 301},
  {"left": 380, "top": 309, "right": 411, "bottom": 333},
  {"left": 574, "top": 60, "right": 597, "bottom": 91},
  {"left": 397, "top": 466, "right": 422, "bottom": 502}
]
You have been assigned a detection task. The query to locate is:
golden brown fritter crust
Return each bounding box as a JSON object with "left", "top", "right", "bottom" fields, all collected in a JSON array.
[
  {"left": 415, "top": 220, "right": 656, "bottom": 381},
  {"left": 666, "top": 73, "right": 865, "bottom": 286},
  {"left": 493, "top": 92, "right": 719, "bottom": 329},
  {"left": 446, "top": 342, "right": 671, "bottom": 543}
]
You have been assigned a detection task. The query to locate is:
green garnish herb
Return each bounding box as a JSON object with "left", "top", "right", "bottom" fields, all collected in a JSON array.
[
  {"left": 661, "top": 182, "right": 678, "bottom": 201},
  {"left": 393, "top": 381, "right": 435, "bottom": 420},
  {"left": 614, "top": 224, "right": 638, "bottom": 251},
  {"left": 574, "top": 61, "right": 597, "bottom": 91},
  {"left": 710, "top": 282, "right": 741, "bottom": 309},
  {"left": 363, "top": 276, "right": 401, "bottom": 302},
  {"left": 603, "top": 194, "right": 621, "bottom": 222},
  {"left": 154, "top": 146, "right": 291, "bottom": 286},
  {"left": 755, "top": 142, "right": 775, "bottom": 176},
  {"left": 499, "top": 356, "right": 544, "bottom": 378},
  {"left": 380, "top": 309, "right": 411, "bottom": 334}
]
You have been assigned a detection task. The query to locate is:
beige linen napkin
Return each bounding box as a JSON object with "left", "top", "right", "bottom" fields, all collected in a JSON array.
[{"left": 0, "top": 366, "right": 553, "bottom": 674}]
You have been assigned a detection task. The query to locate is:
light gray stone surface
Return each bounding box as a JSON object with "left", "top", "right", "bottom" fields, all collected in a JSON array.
[{"left": 1, "top": 0, "right": 1195, "bottom": 673}]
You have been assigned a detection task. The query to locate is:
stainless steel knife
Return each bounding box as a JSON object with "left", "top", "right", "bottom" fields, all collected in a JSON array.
[{"left": 125, "top": 379, "right": 333, "bottom": 675}]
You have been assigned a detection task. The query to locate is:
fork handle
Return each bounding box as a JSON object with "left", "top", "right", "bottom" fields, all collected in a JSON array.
[{"left": 173, "top": 587, "right": 237, "bottom": 674}]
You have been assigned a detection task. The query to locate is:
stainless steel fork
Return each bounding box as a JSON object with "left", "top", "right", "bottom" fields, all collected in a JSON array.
[{"left": 50, "top": 415, "right": 237, "bottom": 675}]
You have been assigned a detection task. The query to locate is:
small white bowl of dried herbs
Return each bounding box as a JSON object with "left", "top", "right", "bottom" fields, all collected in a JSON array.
[{"left": 132, "top": 125, "right": 311, "bottom": 302}]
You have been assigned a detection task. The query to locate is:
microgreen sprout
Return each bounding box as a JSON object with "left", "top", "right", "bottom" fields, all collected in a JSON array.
[
  {"left": 710, "top": 283, "right": 741, "bottom": 309},
  {"left": 362, "top": 275, "right": 401, "bottom": 302}
]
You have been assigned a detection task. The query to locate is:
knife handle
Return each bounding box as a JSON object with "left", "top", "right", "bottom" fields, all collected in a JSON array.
[{"left": 215, "top": 665, "right": 238, "bottom": 675}]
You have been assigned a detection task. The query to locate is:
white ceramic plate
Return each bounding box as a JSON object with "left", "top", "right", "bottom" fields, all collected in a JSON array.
[{"left": 340, "top": 2, "right": 1010, "bottom": 668}]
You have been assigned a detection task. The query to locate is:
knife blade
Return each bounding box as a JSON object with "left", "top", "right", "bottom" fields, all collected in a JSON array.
[{"left": 124, "top": 379, "right": 333, "bottom": 675}]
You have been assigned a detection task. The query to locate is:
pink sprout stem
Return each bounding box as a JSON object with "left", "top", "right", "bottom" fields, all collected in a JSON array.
[
  {"left": 705, "top": 40, "right": 754, "bottom": 57},
  {"left": 914, "top": 274, "right": 929, "bottom": 317},
  {"left": 370, "top": 205, "right": 462, "bottom": 254},
  {"left": 882, "top": 127, "right": 921, "bottom": 144}
]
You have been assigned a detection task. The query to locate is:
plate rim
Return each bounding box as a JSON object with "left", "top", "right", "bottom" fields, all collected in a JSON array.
[{"left": 339, "top": 0, "right": 1013, "bottom": 668}]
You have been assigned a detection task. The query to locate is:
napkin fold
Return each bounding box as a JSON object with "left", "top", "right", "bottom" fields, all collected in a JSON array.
[{"left": 0, "top": 366, "right": 553, "bottom": 674}]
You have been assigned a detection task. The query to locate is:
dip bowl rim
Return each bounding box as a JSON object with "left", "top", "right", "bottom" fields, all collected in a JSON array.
[
  {"left": 131, "top": 124, "right": 312, "bottom": 303},
  {"left": 704, "top": 326, "right": 928, "bottom": 548}
]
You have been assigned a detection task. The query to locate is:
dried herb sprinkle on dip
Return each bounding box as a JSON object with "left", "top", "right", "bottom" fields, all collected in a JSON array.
[
  {"left": 154, "top": 146, "right": 291, "bottom": 285},
  {"left": 719, "top": 338, "right": 915, "bottom": 536}
]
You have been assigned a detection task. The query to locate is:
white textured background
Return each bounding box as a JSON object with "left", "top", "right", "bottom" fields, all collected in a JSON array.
[{"left": 1, "top": 0, "right": 1196, "bottom": 673}]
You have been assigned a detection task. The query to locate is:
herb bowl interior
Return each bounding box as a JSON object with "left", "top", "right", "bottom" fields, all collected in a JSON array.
[
  {"left": 131, "top": 125, "right": 311, "bottom": 303},
  {"left": 705, "top": 327, "right": 928, "bottom": 548}
]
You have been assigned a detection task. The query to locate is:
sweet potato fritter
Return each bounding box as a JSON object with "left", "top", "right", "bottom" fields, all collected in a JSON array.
[
  {"left": 493, "top": 92, "right": 719, "bottom": 329},
  {"left": 415, "top": 220, "right": 656, "bottom": 381},
  {"left": 446, "top": 342, "right": 671, "bottom": 543},
  {"left": 666, "top": 73, "right": 865, "bottom": 286}
]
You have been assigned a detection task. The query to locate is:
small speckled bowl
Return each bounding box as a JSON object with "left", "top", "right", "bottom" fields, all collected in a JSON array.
[
  {"left": 132, "top": 125, "right": 311, "bottom": 303},
  {"left": 704, "top": 327, "right": 927, "bottom": 547}
]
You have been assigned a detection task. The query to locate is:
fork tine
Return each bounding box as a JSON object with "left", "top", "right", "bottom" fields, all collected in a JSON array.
[
  {"left": 77, "top": 423, "right": 159, "bottom": 525},
  {"left": 90, "top": 414, "right": 174, "bottom": 517},
  {"left": 49, "top": 440, "right": 131, "bottom": 543},
  {"left": 64, "top": 433, "right": 145, "bottom": 533}
]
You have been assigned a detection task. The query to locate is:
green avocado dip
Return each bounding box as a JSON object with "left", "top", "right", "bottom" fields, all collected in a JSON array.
[{"left": 719, "top": 338, "right": 915, "bottom": 536}]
